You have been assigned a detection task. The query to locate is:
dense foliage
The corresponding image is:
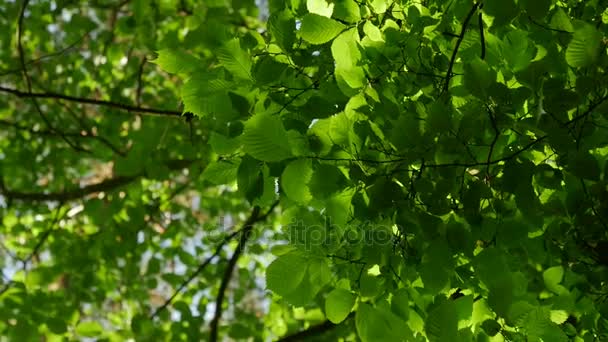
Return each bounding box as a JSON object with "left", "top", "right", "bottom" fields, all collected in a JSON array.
[{"left": 1, "top": 0, "right": 608, "bottom": 340}]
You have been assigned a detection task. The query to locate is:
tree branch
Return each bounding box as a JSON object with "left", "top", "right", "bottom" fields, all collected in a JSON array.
[
  {"left": 0, "top": 29, "right": 91, "bottom": 77},
  {"left": 0, "top": 159, "right": 193, "bottom": 202},
  {"left": 149, "top": 229, "right": 242, "bottom": 319},
  {"left": 443, "top": 2, "right": 480, "bottom": 93},
  {"left": 478, "top": 11, "right": 485, "bottom": 60},
  {"left": 0, "top": 204, "right": 66, "bottom": 295},
  {"left": 209, "top": 201, "right": 279, "bottom": 341},
  {"left": 565, "top": 94, "right": 608, "bottom": 126},
  {"left": 276, "top": 313, "right": 355, "bottom": 342},
  {"left": 16, "top": 0, "right": 90, "bottom": 153},
  {"left": 528, "top": 15, "right": 573, "bottom": 34},
  {"left": 0, "top": 86, "right": 182, "bottom": 117}
]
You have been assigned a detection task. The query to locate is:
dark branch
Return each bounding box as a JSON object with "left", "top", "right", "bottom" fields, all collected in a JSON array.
[
  {"left": 478, "top": 12, "right": 485, "bottom": 60},
  {"left": 16, "top": 2, "right": 93, "bottom": 153},
  {"left": 276, "top": 313, "right": 355, "bottom": 342},
  {"left": 149, "top": 229, "right": 242, "bottom": 319},
  {"left": 485, "top": 105, "right": 500, "bottom": 175},
  {"left": 0, "top": 29, "right": 91, "bottom": 77},
  {"left": 209, "top": 201, "right": 278, "bottom": 341},
  {"left": 565, "top": 95, "right": 608, "bottom": 126},
  {"left": 426, "top": 136, "right": 547, "bottom": 169},
  {"left": 443, "top": 2, "right": 480, "bottom": 93},
  {"left": 0, "top": 86, "right": 182, "bottom": 117},
  {"left": 0, "top": 159, "right": 193, "bottom": 202},
  {"left": 0, "top": 204, "right": 65, "bottom": 295}
]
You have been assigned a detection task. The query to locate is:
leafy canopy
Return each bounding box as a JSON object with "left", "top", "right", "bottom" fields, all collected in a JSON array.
[{"left": 1, "top": 0, "right": 608, "bottom": 341}]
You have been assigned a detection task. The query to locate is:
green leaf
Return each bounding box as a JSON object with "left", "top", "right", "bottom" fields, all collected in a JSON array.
[
  {"left": 281, "top": 159, "right": 313, "bottom": 203},
  {"left": 254, "top": 55, "right": 289, "bottom": 86},
  {"left": 363, "top": 21, "right": 383, "bottom": 42},
  {"left": 332, "top": 29, "right": 366, "bottom": 94},
  {"left": 217, "top": 38, "right": 252, "bottom": 80},
  {"left": 325, "top": 288, "right": 356, "bottom": 323},
  {"left": 242, "top": 113, "right": 293, "bottom": 162},
  {"left": 481, "top": 319, "right": 502, "bottom": 336},
  {"left": 333, "top": 0, "right": 361, "bottom": 23},
  {"left": 566, "top": 150, "right": 600, "bottom": 180},
  {"left": 237, "top": 156, "right": 264, "bottom": 202},
  {"left": 153, "top": 49, "right": 200, "bottom": 74},
  {"left": 484, "top": 0, "right": 519, "bottom": 26},
  {"left": 534, "top": 164, "right": 563, "bottom": 189},
  {"left": 209, "top": 132, "right": 241, "bottom": 155},
  {"left": 390, "top": 288, "right": 410, "bottom": 321},
  {"left": 425, "top": 301, "right": 458, "bottom": 342},
  {"left": 309, "top": 164, "right": 348, "bottom": 199},
  {"left": 543, "top": 266, "right": 568, "bottom": 295},
  {"left": 369, "top": 0, "right": 387, "bottom": 14},
  {"left": 550, "top": 8, "right": 574, "bottom": 32},
  {"left": 300, "top": 13, "right": 346, "bottom": 45},
  {"left": 269, "top": 10, "right": 296, "bottom": 51},
  {"left": 520, "top": 0, "right": 551, "bottom": 19},
  {"left": 463, "top": 57, "right": 495, "bottom": 98},
  {"left": 202, "top": 160, "right": 238, "bottom": 185},
  {"left": 76, "top": 321, "right": 103, "bottom": 337},
  {"left": 566, "top": 23, "right": 602, "bottom": 68},
  {"left": 181, "top": 72, "right": 233, "bottom": 117},
  {"left": 502, "top": 30, "right": 536, "bottom": 72},
  {"left": 45, "top": 317, "right": 68, "bottom": 334},
  {"left": 356, "top": 303, "right": 410, "bottom": 342},
  {"left": 307, "top": 0, "right": 334, "bottom": 17},
  {"left": 266, "top": 252, "right": 308, "bottom": 298}
]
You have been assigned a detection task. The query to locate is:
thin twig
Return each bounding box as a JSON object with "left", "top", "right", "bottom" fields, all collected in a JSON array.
[
  {"left": 0, "top": 203, "right": 66, "bottom": 295},
  {"left": 485, "top": 105, "right": 500, "bottom": 175},
  {"left": 0, "top": 29, "right": 92, "bottom": 77},
  {"left": 478, "top": 11, "right": 485, "bottom": 60},
  {"left": 149, "top": 229, "right": 242, "bottom": 319},
  {"left": 16, "top": 0, "right": 89, "bottom": 153},
  {"left": 528, "top": 16, "right": 573, "bottom": 34}
]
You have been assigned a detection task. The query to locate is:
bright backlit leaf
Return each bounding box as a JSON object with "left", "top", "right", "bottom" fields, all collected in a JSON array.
[
  {"left": 300, "top": 13, "right": 346, "bottom": 44},
  {"left": 325, "top": 288, "right": 356, "bottom": 323}
]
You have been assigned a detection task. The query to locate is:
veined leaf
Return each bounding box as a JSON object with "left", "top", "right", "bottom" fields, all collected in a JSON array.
[
  {"left": 463, "top": 57, "right": 496, "bottom": 99},
  {"left": 425, "top": 301, "right": 458, "bottom": 342},
  {"left": 566, "top": 23, "right": 602, "bottom": 68},
  {"left": 300, "top": 13, "right": 346, "bottom": 45},
  {"left": 333, "top": 0, "right": 360, "bottom": 23},
  {"left": 269, "top": 10, "right": 296, "bottom": 51},
  {"left": 153, "top": 49, "right": 201, "bottom": 74},
  {"left": 202, "top": 160, "right": 238, "bottom": 185},
  {"left": 266, "top": 252, "right": 308, "bottom": 297},
  {"left": 242, "top": 113, "right": 293, "bottom": 162},
  {"left": 356, "top": 303, "right": 410, "bottom": 342},
  {"left": 217, "top": 38, "right": 252, "bottom": 80},
  {"left": 181, "top": 72, "right": 233, "bottom": 117}
]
